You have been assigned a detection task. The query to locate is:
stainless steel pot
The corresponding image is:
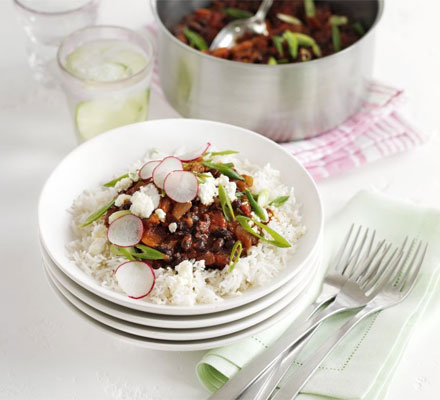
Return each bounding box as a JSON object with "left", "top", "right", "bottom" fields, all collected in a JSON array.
[{"left": 152, "top": 0, "right": 383, "bottom": 142}]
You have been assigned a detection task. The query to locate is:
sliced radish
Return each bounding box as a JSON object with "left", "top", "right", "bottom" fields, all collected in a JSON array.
[
  {"left": 114, "top": 261, "right": 155, "bottom": 299},
  {"left": 177, "top": 142, "right": 211, "bottom": 162},
  {"left": 163, "top": 171, "right": 199, "bottom": 203},
  {"left": 139, "top": 160, "right": 160, "bottom": 180},
  {"left": 108, "top": 214, "right": 143, "bottom": 247},
  {"left": 152, "top": 156, "right": 183, "bottom": 189},
  {"left": 108, "top": 210, "right": 131, "bottom": 225}
]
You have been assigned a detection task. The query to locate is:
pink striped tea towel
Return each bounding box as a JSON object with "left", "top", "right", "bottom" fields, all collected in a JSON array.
[
  {"left": 144, "top": 28, "right": 425, "bottom": 181},
  {"left": 282, "top": 82, "right": 425, "bottom": 180}
]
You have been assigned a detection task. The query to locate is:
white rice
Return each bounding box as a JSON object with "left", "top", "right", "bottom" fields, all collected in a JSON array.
[{"left": 66, "top": 151, "right": 306, "bottom": 306}]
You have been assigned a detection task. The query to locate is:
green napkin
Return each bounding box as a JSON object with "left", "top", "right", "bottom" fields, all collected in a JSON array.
[{"left": 196, "top": 190, "right": 440, "bottom": 399}]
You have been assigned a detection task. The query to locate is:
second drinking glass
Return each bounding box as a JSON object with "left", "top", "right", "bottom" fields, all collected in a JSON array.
[{"left": 58, "top": 26, "right": 154, "bottom": 142}]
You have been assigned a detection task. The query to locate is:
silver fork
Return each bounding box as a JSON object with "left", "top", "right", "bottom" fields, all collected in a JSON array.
[
  {"left": 307, "top": 225, "right": 377, "bottom": 320},
  {"left": 241, "top": 234, "right": 399, "bottom": 400},
  {"left": 210, "top": 228, "right": 397, "bottom": 400},
  {"left": 272, "top": 239, "right": 427, "bottom": 400},
  {"left": 241, "top": 225, "right": 376, "bottom": 400}
]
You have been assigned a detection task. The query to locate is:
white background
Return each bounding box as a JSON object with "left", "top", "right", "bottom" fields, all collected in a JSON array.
[{"left": 1, "top": 0, "right": 440, "bottom": 399}]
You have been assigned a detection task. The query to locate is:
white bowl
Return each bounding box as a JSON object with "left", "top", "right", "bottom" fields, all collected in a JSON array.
[
  {"left": 43, "top": 250, "right": 321, "bottom": 341},
  {"left": 39, "top": 119, "right": 323, "bottom": 315},
  {"left": 42, "top": 240, "right": 322, "bottom": 338},
  {"left": 40, "top": 231, "right": 319, "bottom": 319},
  {"left": 43, "top": 254, "right": 325, "bottom": 351}
]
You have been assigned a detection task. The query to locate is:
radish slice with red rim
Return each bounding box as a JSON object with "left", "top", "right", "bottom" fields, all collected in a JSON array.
[
  {"left": 177, "top": 142, "right": 211, "bottom": 162},
  {"left": 108, "top": 214, "right": 144, "bottom": 247},
  {"left": 139, "top": 160, "right": 160, "bottom": 180},
  {"left": 152, "top": 156, "right": 183, "bottom": 189},
  {"left": 164, "top": 171, "right": 199, "bottom": 203},
  {"left": 114, "top": 261, "right": 155, "bottom": 299}
]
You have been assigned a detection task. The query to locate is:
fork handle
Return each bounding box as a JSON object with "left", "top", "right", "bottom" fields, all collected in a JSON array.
[
  {"left": 240, "top": 331, "right": 313, "bottom": 400},
  {"left": 271, "top": 306, "right": 378, "bottom": 400},
  {"left": 209, "top": 301, "right": 350, "bottom": 400},
  {"left": 239, "top": 296, "right": 334, "bottom": 400}
]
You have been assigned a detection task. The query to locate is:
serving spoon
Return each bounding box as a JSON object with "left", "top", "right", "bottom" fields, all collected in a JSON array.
[{"left": 209, "top": 0, "right": 274, "bottom": 50}]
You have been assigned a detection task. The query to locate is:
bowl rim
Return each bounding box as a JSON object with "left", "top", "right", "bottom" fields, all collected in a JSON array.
[
  {"left": 43, "top": 250, "right": 320, "bottom": 340},
  {"left": 44, "top": 253, "right": 323, "bottom": 350},
  {"left": 41, "top": 235, "right": 322, "bottom": 326},
  {"left": 38, "top": 118, "right": 324, "bottom": 315},
  {"left": 151, "top": 0, "right": 384, "bottom": 70}
]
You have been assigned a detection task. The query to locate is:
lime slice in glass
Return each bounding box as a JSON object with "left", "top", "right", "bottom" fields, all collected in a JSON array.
[
  {"left": 65, "top": 40, "right": 147, "bottom": 82},
  {"left": 75, "top": 89, "right": 150, "bottom": 140}
]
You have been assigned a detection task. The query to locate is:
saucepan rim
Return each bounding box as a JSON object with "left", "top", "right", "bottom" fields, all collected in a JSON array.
[{"left": 151, "top": 0, "right": 384, "bottom": 70}]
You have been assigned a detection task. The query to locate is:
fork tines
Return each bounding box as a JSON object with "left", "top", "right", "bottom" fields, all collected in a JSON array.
[{"left": 334, "top": 225, "right": 427, "bottom": 296}]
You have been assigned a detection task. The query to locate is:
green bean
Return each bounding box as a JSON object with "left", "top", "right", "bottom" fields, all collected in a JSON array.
[
  {"left": 273, "top": 36, "right": 285, "bottom": 57},
  {"left": 223, "top": 8, "right": 253, "bottom": 19},
  {"left": 277, "top": 13, "right": 302, "bottom": 26},
  {"left": 245, "top": 189, "right": 268, "bottom": 222},
  {"left": 283, "top": 32, "right": 321, "bottom": 59},
  {"left": 80, "top": 198, "right": 115, "bottom": 227},
  {"left": 103, "top": 173, "right": 129, "bottom": 187},
  {"left": 332, "top": 24, "right": 341, "bottom": 52},
  {"left": 110, "top": 245, "right": 136, "bottom": 261},
  {"left": 194, "top": 172, "right": 210, "bottom": 184},
  {"left": 295, "top": 33, "right": 321, "bottom": 57},
  {"left": 228, "top": 241, "right": 243, "bottom": 273},
  {"left": 329, "top": 15, "right": 348, "bottom": 26},
  {"left": 135, "top": 244, "right": 166, "bottom": 260},
  {"left": 218, "top": 184, "right": 235, "bottom": 221},
  {"left": 329, "top": 15, "right": 348, "bottom": 53},
  {"left": 352, "top": 22, "right": 365, "bottom": 36},
  {"left": 269, "top": 195, "right": 290, "bottom": 207},
  {"left": 202, "top": 161, "right": 244, "bottom": 181},
  {"left": 304, "top": 0, "right": 316, "bottom": 18},
  {"left": 183, "top": 27, "right": 208, "bottom": 51},
  {"left": 283, "top": 31, "right": 299, "bottom": 59},
  {"left": 236, "top": 216, "right": 291, "bottom": 248},
  {"left": 209, "top": 150, "right": 239, "bottom": 156}
]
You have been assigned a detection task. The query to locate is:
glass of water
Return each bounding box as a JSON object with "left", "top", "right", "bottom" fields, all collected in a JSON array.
[
  {"left": 14, "top": 0, "right": 100, "bottom": 87},
  {"left": 57, "top": 26, "right": 154, "bottom": 142}
]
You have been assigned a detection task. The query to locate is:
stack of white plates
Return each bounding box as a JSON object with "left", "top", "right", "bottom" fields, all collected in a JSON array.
[{"left": 38, "top": 119, "right": 323, "bottom": 351}]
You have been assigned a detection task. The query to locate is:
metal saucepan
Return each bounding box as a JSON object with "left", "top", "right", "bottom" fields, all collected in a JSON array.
[{"left": 152, "top": 0, "right": 383, "bottom": 141}]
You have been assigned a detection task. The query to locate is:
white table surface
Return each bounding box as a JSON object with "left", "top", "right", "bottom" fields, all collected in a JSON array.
[{"left": 1, "top": 0, "right": 439, "bottom": 399}]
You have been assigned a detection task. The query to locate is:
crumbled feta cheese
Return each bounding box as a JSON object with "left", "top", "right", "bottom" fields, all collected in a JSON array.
[
  {"left": 115, "top": 194, "right": 131, "bottom": 207},
  {"left": 129, "top": 184, "right": 160, "bottom": 219},
  {"left": 168, "top": 222, "right": 177, "bottom": 233},
  {"left": 140, "top": 183, "right": 161, "bottom": 208},
  {"left": 115, "top": 177, "right": 133, "bottom": 192},
  {"left": 155, "top": 208, "right": 166, "bottom": 222},
  {"left": 198, "top": 172, "right": 239, "bottom": 205},
  {"left": 130, "top": 193, "right": 154, "bottom": 219},
  {"left": 198, "top": 173, "right": 217, "bottom": 205},
  {"left": 216, "top": 174, "right": 237, "bottom": 201}
]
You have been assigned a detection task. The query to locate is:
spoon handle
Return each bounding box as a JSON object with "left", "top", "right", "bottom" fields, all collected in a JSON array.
[{"left": 255, "top": 0, "right": 274, "bottom": 21}]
